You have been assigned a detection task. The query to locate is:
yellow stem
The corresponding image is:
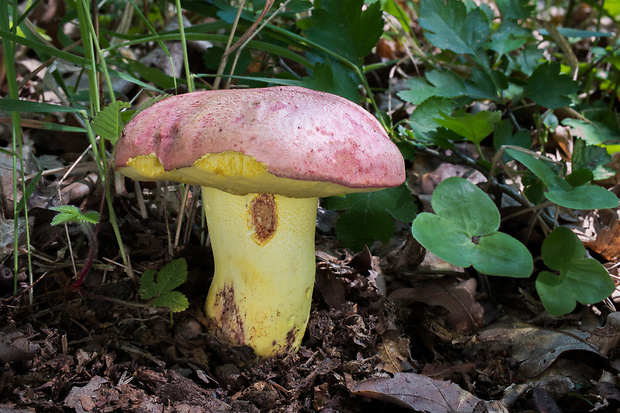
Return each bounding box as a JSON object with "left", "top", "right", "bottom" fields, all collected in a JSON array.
[{"left": 202, "top": 186, "right": 318, "bottom": 357}]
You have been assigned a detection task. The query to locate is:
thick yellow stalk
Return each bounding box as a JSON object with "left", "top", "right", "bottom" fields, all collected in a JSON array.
[{"left": 202, "top": 186, "right": 318, "bottom": 357}]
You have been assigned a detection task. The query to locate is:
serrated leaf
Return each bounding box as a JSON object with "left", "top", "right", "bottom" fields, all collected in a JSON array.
[
  {"left": 411, "top": 177, "right": 532, "bottom": 278},
  {"left": 525, "top": 61, "right": 579, "bottom": 108},
  {"left": 562, "top": 118, "right": 619, "bottom": 147},
  {"left": 488, "top": 19, "right": 530, "bottom": 57},
  {"left": 305, "top": 0, "right": 383, "bottom": 64},
  {"left": 398, "top": 70, "right": 468, "bottom": 105},
  {"left": 324, "top": 185, "right": 418, "bottom": 251},
  {"left": 139, "top": 270, "right": 158, "bottom": 300},
  {"left": 419, "top": 0, "right": 490, "bottom": 56},
  {"left": 301, "top": 61, "right": 359, "bottom": 102},
  {"left": 90, "top": 101, "right": 131, "bottom": 144},
  {"left": 536, "top": 227, "right": 615, "bottom": 315},
  {"left": 153, "top": 258, "right": 188, "bottom": 293},
  {"left": 139, "top": 259, "right": 189, "bottom": 314},
  {"left": 571, "top": 138, "right": 615, "bottom": 180},
  {"left": 152, "top": 291, "right": 189, "bottom": 313},
  {"left": 435, "top": 110, "right": 502, "bottom": 146},
  {"left": 50, "top": 205, "right": 100, "bottom": 226},
  {"left": 495, "top": 0, "right": 535, "bottom": 20},
  {"left": 405, "top": 97, "right": 457, "bottom": 145}
]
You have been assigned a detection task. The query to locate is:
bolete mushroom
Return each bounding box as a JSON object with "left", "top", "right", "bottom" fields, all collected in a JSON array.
[{"left": 114, "top": 86, "right": 405, "bottom": 357}]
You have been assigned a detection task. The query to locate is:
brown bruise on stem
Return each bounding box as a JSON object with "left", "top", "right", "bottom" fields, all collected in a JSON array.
[
  {"left": 208, "top": 283, "right": 245, "bottom": 345},
  {"left": 249, "top": 193, "right": 277, "bottom": 245}
]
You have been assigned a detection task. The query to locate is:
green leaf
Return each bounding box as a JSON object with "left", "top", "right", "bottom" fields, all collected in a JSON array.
[
  {"left": 435, "top": 110, "right": 502, "bottom": 146},
  {"left": 50, "top": 205, "right": 101, "bottom": 226},
  {"left": 16, "top": 170, "right": 43, "bottom": 213},
  {"left": 305, "top": 0, "right": 383, "bottom": 63},
  {"left": 525, "top": 62, "right": 579, "bottom": 108},
  {"left": 488, "top": 19, "right": 530, "bottom": 57},
  {"left": 405, "top": 97, "right": 457, "bottom": 145},
  {"left": 301, "top": 61, "right": 359, "bottom": 102},
  {"left": 418, "top": 0, "right": 490, "bottom": 56},
  {"left": 562, "top": 118, "right": 619, "bottom": 147},
  {"left": 493, "top": 120, "right": 531, "bottom": 163},
  {"left": 411, "top": 177, "right": 532, "bottom": 277},
  {"left": 398, "top": 69, "right": 467, "bottom": 105},
  {"left": 152, "top": 258, "right": 187, "bottom": 293},
  {"left": 90, "top": 101, "right": 131, "bottom": 144},
  {"left": 571, "top": 138, "right": 615, "bottom": 180},
  {"left": 506, "top": 148, "right": 619, "bottom": 209},
  {"left": 0, "top": 99, "right": 83, "bottom": 113},
  {"left": 538, "top": 27, "right": 612, "bottom": 39},
  {"left": 324, "top": 185, "right": 418, "bottom": 251},
  {"left": 565, "top": 169, "right": 594, "bottom": 187},
  {"left": 495, "top": 0, "right": 535, "bottom": 20},
  {"left": 152, "top": 291, "right": 190, "bottom": 314},
  {"left": 138, "top": 270, "right": 158, "bottom": 300},
  {"left": 536, "top": 227, "right": 615, "bottom": 315},
  {"left": 139, "top": 258, "right": 189, "bottom": 314}
]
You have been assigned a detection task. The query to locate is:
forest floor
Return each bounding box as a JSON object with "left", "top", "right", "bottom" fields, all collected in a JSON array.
[
  {"left": 2, "top": 1, "right": 620, "bottom": 412},
  {"left": 1, "top": 136, "right": 620, "bottom": 412}
]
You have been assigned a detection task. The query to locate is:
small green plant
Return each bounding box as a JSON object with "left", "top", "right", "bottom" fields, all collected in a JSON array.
[
  {"left": 50, "top": 205, "right": 101, "bottom": 227},
  {"left": 397, "top": 0, "right": 620, "bottom": 315},
  {"left": 536, "top": 227, "right": 616, "bottom": 315},
  {"left": 50, "top": 205, "right": 101, "bottom": 290},
  {"left": 411, "top": 177, "right": 533, "bottom": 278},
  {"left": 139, "top": 258, "right": 189, "bottom": 319}
]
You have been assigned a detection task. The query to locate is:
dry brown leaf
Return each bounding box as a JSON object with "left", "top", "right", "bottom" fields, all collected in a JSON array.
[
  {"left": 476, "top": 318, "right": 606, "bottom": 378},
  {"left": 353, "top": 372, "right": 508, "bottom": 412},
  {"left": 376, "top": 331, "right": 411, "bottom": 374},
  {"left": 584, "top": 219, "right": 620, "bottom": 260},
  {"left": 389, "top": 278, "right": 484, "bottom": 332}
]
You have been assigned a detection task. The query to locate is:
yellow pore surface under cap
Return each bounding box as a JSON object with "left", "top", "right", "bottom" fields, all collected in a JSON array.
[{"left": 121, "top": 151, "right": 369, "bottom": 198}]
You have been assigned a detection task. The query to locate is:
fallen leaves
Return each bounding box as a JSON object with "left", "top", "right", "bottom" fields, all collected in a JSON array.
[
  {"left": 354, "top": 372, "right": 508, "bottom": 412},
  {"left": 389, "top": 277, "right": 484, "bottom": 332}
]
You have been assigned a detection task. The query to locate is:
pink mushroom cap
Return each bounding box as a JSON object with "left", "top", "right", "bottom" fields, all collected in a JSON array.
[{"left": 115, "top": 86, "right": 405, "bottom": 197}]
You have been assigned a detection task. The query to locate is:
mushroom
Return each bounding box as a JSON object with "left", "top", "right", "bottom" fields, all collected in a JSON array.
[{"left": 114, "top": 86, "right": 405, "bottom": 357}]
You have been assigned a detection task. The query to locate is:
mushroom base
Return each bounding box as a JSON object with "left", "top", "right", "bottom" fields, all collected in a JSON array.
[{"left": 202, "top": 186, "right": 318, "bottom": 357}]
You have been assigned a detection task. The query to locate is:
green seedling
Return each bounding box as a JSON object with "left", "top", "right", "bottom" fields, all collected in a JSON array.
[
  {"left": 505, "top": 147, "right": 619, "bottom": 210},
  {"left": 536, "top": 227, "right": 615, "bottom": 315},
  {"left": 411, "top": 177, "right": 533, "bottom": 278},
  {"left": 139, "top": 258, "right": 189, "bottom": 320},
  {"left": 50, "top": 205, "right": 101, "bottom": 290}
]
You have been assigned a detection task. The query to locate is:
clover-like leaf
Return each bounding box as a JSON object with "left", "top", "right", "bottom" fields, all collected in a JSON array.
[
  {"left": 536, "top": 227, "right": 616, "bottom": 315},
  {"left": 411, "top": 177, "right": 532, "bottom": 277}
]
